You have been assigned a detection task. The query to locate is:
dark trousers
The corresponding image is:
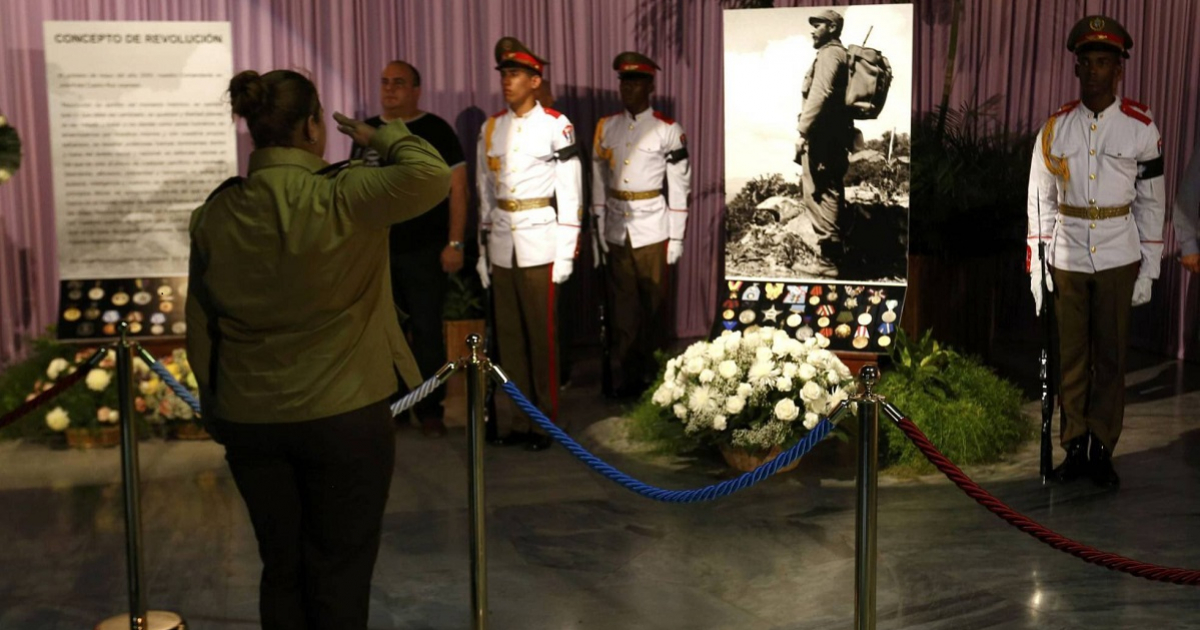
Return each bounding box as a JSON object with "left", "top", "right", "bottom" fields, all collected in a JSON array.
[
  {"left": 219, "top": 399, "right": 395, "bottom": 630},
  {"left": 1051, "top": 262, "right": 1139, "bottom": 450},
  {"left": 608, "top": 236, "right": 667, "bottom": 387},
  {"left": 493, "top": 259, "right": 557, "bottom": 432},
  {"left": 391, "top": 244, "right": 448, "bottom": 419},
  {"left": 801, "top": 131, "right": 850, "bottom": 260}
]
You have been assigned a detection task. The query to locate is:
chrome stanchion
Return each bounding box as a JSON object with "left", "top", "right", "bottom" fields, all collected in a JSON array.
[
  {"left": 854, "top": 365, "right": 881, "bottom": 630},
  {"left": 96, "top": 323, "right": 185, "bottom": 630},
  {"left": 466, "top": 334, "right": 489, "bottom": 630}
]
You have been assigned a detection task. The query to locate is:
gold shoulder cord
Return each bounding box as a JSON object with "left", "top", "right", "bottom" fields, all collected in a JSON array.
[
  {"left": 593, "top": 117, "right": 614, "bottom": 170},
  {"left": 1041, "top": 116, "right": 1070, "bottom": 182}
]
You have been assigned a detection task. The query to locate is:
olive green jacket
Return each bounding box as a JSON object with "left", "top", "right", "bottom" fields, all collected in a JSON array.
[{"left": 186, "top": 120, "right": 451, "bottom": 423}]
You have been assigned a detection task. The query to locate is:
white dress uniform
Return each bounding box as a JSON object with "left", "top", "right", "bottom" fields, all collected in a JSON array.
[
  {"left": 1027, "top": 97, "right": 1165, "bottom": 279},
  {"left": 591, "top": 107, "right": 690, "bottom": 247},
  {"left": 477, "top": 102, "right": 582, "bottom": 269}
]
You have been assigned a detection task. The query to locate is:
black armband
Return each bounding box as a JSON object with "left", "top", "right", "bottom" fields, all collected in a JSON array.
[
  {"left": 1137, "top": 156, "right": 1164, "bottom": 180},
  {"left": 316, "top": 160, "right": 353, "bottom": 176},
  {"left": 554, "top": 144, "right": 581, "bottom": 161},
  {"left": 666, "top": 146, "right": 689, "bottom": 164}
]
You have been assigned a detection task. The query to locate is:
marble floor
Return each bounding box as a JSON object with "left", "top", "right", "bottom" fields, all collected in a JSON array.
[{"left": 0, "top": 351, "right": 1198, "bottom": 629}]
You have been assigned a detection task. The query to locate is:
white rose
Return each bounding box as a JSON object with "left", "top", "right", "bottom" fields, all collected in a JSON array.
[
  {"left": 652, "top": 384, "right": 674, "bottom": 406},
  {"left": 706, "top": 342, "right": 726, "bottom": 361},
  {"left": 685, "top": 357, "right": 706, "bottom": 375},
  {"left": 85, "top": 368, "right": 112, "bottom": 392},
  {"left": 718, "top": 360, "right": 739, "bottom": 380},
  {"left": 45, "top": 407, "right": 70, "bottom": 431},
  {"left": 800, "top": 380, "right": 824, "bottom": 403},
  {"left": 47, "top": 358, "right": 70, "bottom": 380},
  {"left": 712, "top": 415, "right": 728, "bottom": 431},
  {"left": 774, "top": 398, "right": 800, "bottom": 422},
  {"left": 673, "top": 403, "right": 688, "bottom": 419},
  {"left": 725, "top": 395, "right": 746, "bottom": 415},
  {"left": 755, "top": 346, "right": 773, "bottom": 362},
  {"left": 776, "top": 376, "right": 793, "bottom": 392},
  {"left": 836, "top": 362, "right": 852, "bottom": 380},
  {"left": 799, "top": 363, "right": 818, "bottom": 381},
  {"left": 826, "top": 369, "right": 839, "bottom": 384},
  {"left": 699, "top": 369, "right": 716, "bottom": 384},
  {"left": 781, "top": 362, "right": 798, "bottom": 379},
  {"left": 803, "top": 412, "right": 820, "bottom": 430},
  {"left": 736, "top": 383, "right": 753, "bottom": 399},
  {"left": 827, "top": 387, "right": 850, "bottom": 413},
  {"left": 724, "top": 334, "right": 741, "bottom": 353}
]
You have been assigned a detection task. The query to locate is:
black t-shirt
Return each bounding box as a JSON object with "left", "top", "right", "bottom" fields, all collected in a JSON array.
[{"left": 350, "top": 113, "right": 465, "bottom": 253}]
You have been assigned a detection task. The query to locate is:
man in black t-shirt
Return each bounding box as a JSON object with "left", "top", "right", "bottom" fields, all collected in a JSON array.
[{"left": 351, "top": 60, "right": 468, "bottom": 437}]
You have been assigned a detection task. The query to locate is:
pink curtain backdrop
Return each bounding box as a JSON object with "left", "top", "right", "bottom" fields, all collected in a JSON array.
[{"left": 2, "top": 0, "right": 1198, "bottom": 367}]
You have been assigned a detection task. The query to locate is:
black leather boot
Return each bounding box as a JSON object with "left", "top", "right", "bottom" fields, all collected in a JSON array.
[
  {"left": 1089, "top": 439, "right": 1121, "bottom": 488},
  {"left": 1051, "top": 435, "right": 1090, "bottom": 483}
]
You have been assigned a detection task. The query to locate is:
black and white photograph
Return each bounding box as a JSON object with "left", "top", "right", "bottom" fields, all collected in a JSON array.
[{"left": 723, "top": 4, "right": 912, "bottom": 285}]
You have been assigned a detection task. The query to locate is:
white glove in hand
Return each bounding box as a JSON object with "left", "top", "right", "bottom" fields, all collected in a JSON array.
[
  {"left": 1131, "top": 278, "right": 1153, "bottom": 306},
  {"left": 667, "top": 239, "right": 684, "bottom": 265},
  {"left": 596, "top": 213, "right": 609, "bottom": 255},
  {"left": 476, "top": 254, "right": 491, "bottom": 290},
  {"left": 1030, "top": 265, "right": 1054, "bottom": 315},
  {"left": 552, "top": 260, "right": 573, "bottom": 284}
]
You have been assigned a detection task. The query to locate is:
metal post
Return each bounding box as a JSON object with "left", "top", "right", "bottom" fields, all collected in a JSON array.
[
  {"left": 466, "top": 334, "right": 489, "bottom": 630},
  {"left": 854, "top": 364, "right": 881, "bottom": 630},
  {"left": 96, "top": 323, "right": 185, "bottom": 630}
]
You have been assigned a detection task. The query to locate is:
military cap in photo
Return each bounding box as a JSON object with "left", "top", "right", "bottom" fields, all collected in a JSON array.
[
  {"left": 494, "top": 36, "right": 548, "bottom": 75},
  {"left": 808, "top": 9, "right": 844, "bottom": 30},
  {"left": 613, "top": 51, "right": 660, "bottom": 79},
  {"left": 1067, "top": 15, "right": 1132, "bottom": 58}
]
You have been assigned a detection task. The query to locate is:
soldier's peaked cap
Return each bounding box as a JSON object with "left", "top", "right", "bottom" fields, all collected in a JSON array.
[
  {"left": 613, "top": 52, "right": 660, "bottom": 79},
  {"left": 494, "top": 37, "right": 548, "bottom": 75},
  {"left": 1067, "top": 15, "right": 1132, "bottom": 58},
  {"left": 808, "top": 9, "right": 844, "bottom": 29}
]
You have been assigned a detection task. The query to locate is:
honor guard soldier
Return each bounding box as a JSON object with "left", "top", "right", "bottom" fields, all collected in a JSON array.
[
  {"left": 1027, "top": 15, "right": 1165, "bottom": 488},
  {"left": 592, "top": 51, "right": 691, "bottom": 397},
  {"left": 475, "top": 37, "right": 582, "bottom": 451}
]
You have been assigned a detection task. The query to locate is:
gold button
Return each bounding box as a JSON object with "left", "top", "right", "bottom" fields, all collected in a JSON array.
[
  {"left": 511, "top": 225, "right": 517, "bottom": 232},
  {"left": 628, "top": 124, "right": 634, "bottom": 130},
  {"left": 1089, "top": 199, "right": 1096, "bottom": 205},
  {"left": 624, "top": 159, "right": 630, "bottom": 165},
  {"left": 1090, "top": 223, "right": 1096, "bottom": 229},
  {"left": 1089, "top": 174, "right": 1096, "bottom": 180},
  {"left": 624, "top": 212, "right": 631, "bottom": 218},
  {"left": 626, "top": 143, "right": 631, "bottom": 148},
  {"left": 623, "top": 178, "right": 629, "bottom": 183},
  {"left": 1090, "top": 246, "right": 1097, "bottom": 253},
  {"left": 510, "top": 187, "right": 516, "bottom": 193},
  {"left": 1089, "top": 149, "right": 1096, "bottom": 156},
  {"left": 511, "top": 168, "right": 518, "bottom": 173},
  {"left": 517, "top": 126, "right": 522, "bottom": 132},
  {"left": 1090, "top": 123, "right": 1097, "bottom": 131},
  {"left": 514, "top": 147, "right": 519, "bottom": 152}
]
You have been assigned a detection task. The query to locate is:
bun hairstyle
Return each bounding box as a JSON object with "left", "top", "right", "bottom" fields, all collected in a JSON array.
[{"left": 228, "top": 69, "right": 321, "bottom": 148}]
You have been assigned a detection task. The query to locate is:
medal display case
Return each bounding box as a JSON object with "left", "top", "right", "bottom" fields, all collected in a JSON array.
[{"left": 57, "top": 277, "right": 188, "bottom": 341}]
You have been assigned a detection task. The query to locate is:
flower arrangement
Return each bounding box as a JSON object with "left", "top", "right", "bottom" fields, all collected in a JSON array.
[
  {"left": 648, "top": 328, "right": 858, "bottom": 452},
  {"left": 34, "top": 348, "right": 121, "bottom": 435},
  {"left": 136, "top": 349, "right": 201, "bottom": 427}
]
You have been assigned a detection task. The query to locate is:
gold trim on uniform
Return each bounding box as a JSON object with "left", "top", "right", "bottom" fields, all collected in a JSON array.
[
  {"left": 607, "top": 188, "right": 662, "bottom": 201},
  {"left": 1058, "top": 204, "right": 1130, "bottom": 220}
]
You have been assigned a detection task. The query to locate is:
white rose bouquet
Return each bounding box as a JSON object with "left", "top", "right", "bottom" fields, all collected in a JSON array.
[{"left": 648, "top": 328, "right": 857, "bottom": 452}]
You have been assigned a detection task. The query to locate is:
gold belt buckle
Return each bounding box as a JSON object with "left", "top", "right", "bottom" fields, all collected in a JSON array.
[{"left": 1087, "top": 206, "right": 1100, "bottom": 221}]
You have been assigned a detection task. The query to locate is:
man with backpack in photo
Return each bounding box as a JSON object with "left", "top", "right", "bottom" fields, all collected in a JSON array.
[{"left": 795, "top": 9, "right": 855, "bottom": 278}]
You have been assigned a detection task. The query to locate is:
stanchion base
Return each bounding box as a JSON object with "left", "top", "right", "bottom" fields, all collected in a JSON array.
[{"left": 95, "top": 610, "right": 186, "bottom": 630}]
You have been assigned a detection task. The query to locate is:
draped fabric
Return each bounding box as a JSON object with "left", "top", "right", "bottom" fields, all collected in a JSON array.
[{"left": 2, "top": 0, "right": 1199, "bottom": 368}]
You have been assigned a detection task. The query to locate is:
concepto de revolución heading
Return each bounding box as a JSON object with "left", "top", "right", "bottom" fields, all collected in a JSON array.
[{"left": 52, "top": 33, "right": 224, "bottom": 44}]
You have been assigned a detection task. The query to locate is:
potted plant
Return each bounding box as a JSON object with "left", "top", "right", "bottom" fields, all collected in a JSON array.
[
  {"left": 639, "top": 327, "right": 858, "bottom": 472},
  {"left": 35, "top": 348, "right": 123, "bottom": 448}
]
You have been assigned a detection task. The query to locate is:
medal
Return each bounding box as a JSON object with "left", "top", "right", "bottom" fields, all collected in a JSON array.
[
  {"left": 126, "top": 311, "right": 143, "bottom": 323},
  {"left": 63, "top": 307, "right": 81, "bottom": 322},
  {"left": 835, "top": 323, "right": 852, "bottom": 338},
  {"left": 723, "top": 320, "right": 738, "bottom": 331},
  {"left": 844, "top": 297, "right": 858, "bottom": 309},
  {"left": 858, "top": 312, "right": 873, "bottom": 326},
  {"left": 738, "top": 309, "right": 757, "bottom": 324},
  {"left": 150, "top": 324, "right": 165, "bottom": 335},
  {"left": 877, "top": 335, "right": 892, "bottom": 348},
  {"left": 763, "top": 305, "right": 781, "bottom": 322},
  {"left": 742, "top": 283, "right": 761, "bottom": 301},
  {"left": 816, "top": 304, "right": 835, "bottom": 317},
  {"left": 67, "top": 289, "right": 83, "bottom": 301},
  {"left": 786, "top": 313, "right": 802, "bottom": 328},
  {"left": 877, "top": 322, "right": 896, "bottom": 335},
  {"left": 129, "top": 322, "right": 143, "bottom": 334},
  {"left": 84, "top": 307, "right": 101, "bottom": 320},
  {"left": 819, "top": 327, "right": 833, "bottom": 338},
  {"left": 764, "top": 282, "right": 784, "bottom": 300},
  {"left": 723, "top": 309, "right": 736, "bottom": 320},
  {"left": 817, "top": 316, "right": 830, "bottom": 328},
  {"left": 150, "top": 313, "right": 166, "bottom": 325},
  {"left": 783, "top": 285, "right": 806, "bottom": 304},
  {"left": 159, "top": 301, "right": 174, "bottom": 313},
  {"left": 88, "top": 286, "right": 105, "bottom": 301},
  {"left": 111, "top": 291, "right": 129, "bottom": 306},
  {"left": 882, "top": 299, "right": 899, "bottom": 323},
  {"left": 868, "top": 289, "right": 886, "bottom": 305},
  {"left": 852, "top": 336, "right": 869, "bottom": 349},
  {"left": 836, "top": 311, "right": 853, "bottom": 323},
  {"left": 795, "top": 325, "right": 814, "bottom": 341},
  {"left": 101, "top": 310, "right": 120, "bottom": 323},
  {"left": 171, "top": 322, "right": 187, "bottom": 335},
  {"left": 77, "top": 322, "right": 95, "bottom": 336},
  {"left": 102, "top": 323, "right": 117, "bottom": 336},
  {"left": 826, "top": 285, "right": 839, "bottom": 302}
]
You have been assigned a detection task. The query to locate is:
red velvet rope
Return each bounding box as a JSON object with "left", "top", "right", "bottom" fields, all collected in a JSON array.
[
  {"left": 894, "top": 415, "right": 1200, "bottom": 585},
  {"left": 0, "top": 348, "right": 107, "bottom": 431}
]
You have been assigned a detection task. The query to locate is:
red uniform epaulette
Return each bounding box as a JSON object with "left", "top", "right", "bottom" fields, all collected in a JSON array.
[
  {"left": 1120, "top": 97, "right": 1152, "bottom": 125},
  {"left": 544, "top": 107, "right": 563, "bottom": 119},
  {"left": 1051, "top": 100, "right": 1080, "bottom": 118},
  {"left": 491, "top": 109, "right": 507, "bottom": 118},
  {"left": 653, "top": 110, "right": 676, "bottom": 125}
]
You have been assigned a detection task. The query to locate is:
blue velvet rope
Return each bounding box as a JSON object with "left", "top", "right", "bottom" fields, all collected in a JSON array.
[
  {"left": 148, "top": 361, "right": 202, "bottom": 416},
  {"left": 499, "top": 380, "right": 842, "bottom": 503}
]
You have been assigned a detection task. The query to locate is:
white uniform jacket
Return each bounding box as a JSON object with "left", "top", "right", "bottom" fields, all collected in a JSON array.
[
  {"left": 477, "top": 102, "right": 583, "bottom": 268},
  {"left": 1027, "top": 97, "right": 1165, "bottom": 279},
  {"left": 591, "top": 107, "right": 691, "bottom": 248}
]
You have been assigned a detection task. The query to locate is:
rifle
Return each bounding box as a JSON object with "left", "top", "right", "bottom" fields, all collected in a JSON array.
[
  {"left": 593, "top": 213, "right": 615, "bottom": 398},
  {"left": 1037, "top": 194, "right": 1055, "bottom": 484}
]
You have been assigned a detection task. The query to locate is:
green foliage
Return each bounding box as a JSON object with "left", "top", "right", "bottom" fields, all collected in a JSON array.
[
  {"left": 910, "top": 97, "right": 1036, "bottom": 256},
  {"left": 846, "top": 131, "right": 911, "bottom": 199},
  {"left": 443, "top": 269, "right": 486, "bottom": 320},
  {"left": 0, "top": 332, "right": 83, "bottom": 441},
  {"left": 877, "top": 329, "right": 1032, "bottom": 471},
  {"left": 0, "top": 120, "right": 20, "bottom": 177}
]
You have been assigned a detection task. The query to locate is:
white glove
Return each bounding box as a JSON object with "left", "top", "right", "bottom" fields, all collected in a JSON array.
[
  {"left": 476, "top": 254, "right": 491, "bottom": 290},
  {"left": 1131, "top": 278, "right": 1152, "bottom": 306},
  {"left": 592, "top": 213, "right": 609, "bottom": 269},
  {"left": 1030, "top": 265, "right": 1054, "bottom": 315},
  {"left": 667, "top": 239, "right": 684, "bottom": 265},
  {"left": 552, "top": 260, "right": 573, "bottom": 284}
]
